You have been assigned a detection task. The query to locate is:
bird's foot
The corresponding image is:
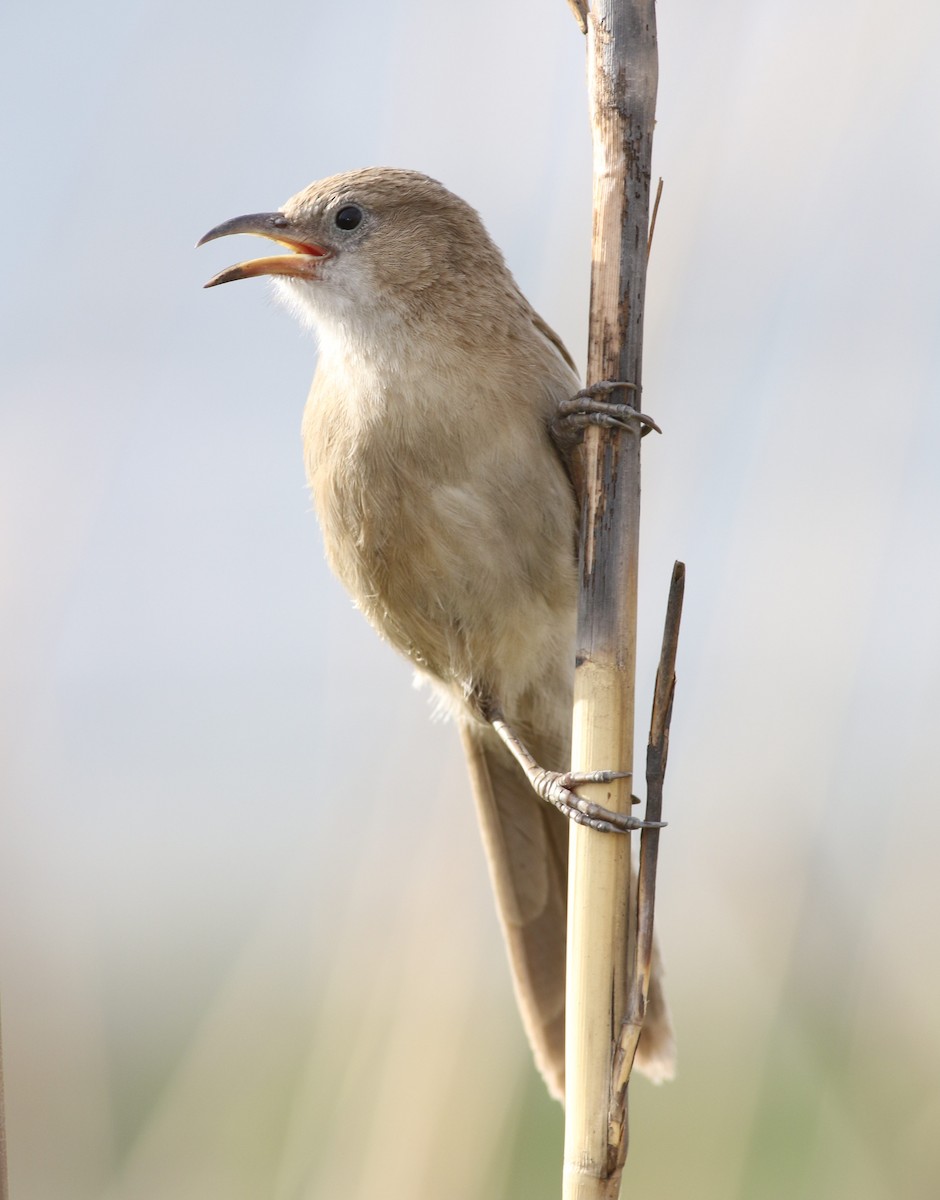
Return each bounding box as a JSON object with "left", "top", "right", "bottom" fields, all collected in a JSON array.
[
  {"left": 553, "top": 380, "right": 662, "bottom": 447},
  {"left": 531, "top": 767, "right": 665, "bottom": 834},
  {"left": 485, "top": 706, "right": 665, "bottom": 835}
]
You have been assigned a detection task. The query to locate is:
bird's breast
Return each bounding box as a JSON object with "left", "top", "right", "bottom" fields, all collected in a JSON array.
[{"left": 301, "top": 373, "right": 579, "bottom": 707}]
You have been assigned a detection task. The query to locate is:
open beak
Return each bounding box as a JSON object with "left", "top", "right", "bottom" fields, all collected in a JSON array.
[{"left": 197, "top": 212, "right": 328, "bottom": 288}]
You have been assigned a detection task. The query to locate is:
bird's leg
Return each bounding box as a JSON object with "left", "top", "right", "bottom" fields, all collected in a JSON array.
[
  {"left": 485, "top": 706, "right": 664, "bottom": 835},
  {"left": 552, "top": 380, "right": 662, "bottom": 457}
]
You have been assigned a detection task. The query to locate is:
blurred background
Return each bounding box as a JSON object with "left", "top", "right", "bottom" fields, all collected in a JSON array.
[{"left": 2, "top": 0, "right": 939, "bottom": 1196}]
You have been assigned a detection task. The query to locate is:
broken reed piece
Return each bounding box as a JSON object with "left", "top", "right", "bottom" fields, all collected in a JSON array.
[{"left": 612, "top": 561, "right": 686, "bottom": 1116}]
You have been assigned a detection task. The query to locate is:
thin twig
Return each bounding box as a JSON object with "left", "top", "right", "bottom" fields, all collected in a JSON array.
[
  {"left": 647, "top": 177, "right": 664, "bottom": 257},
  {"left": 613, "top": 561, "right": 685, "bottom": 1098}
]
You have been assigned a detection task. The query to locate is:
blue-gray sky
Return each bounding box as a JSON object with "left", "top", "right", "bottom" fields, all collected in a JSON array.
[{"left": 2, "top": 2, "right": 939, "bottom": 1196}]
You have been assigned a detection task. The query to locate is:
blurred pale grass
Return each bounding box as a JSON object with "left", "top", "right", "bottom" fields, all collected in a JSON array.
[
  {"left": 6, "top": 765, "right": 938, "bottom": 1200},
  {"left": 63, "top": 754, "right": 526, "bottom": 1200}
]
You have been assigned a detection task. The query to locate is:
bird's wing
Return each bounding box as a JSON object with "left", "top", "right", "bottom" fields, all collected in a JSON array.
[
  {"left": 529, "top": 309, "right": 579, "bottom": 376},
  {"left": 460, "top": 721, "right": 570, "bottom": 1101},
  {"left": 522, "top": 305, "right": 590, "bottom": 499}
]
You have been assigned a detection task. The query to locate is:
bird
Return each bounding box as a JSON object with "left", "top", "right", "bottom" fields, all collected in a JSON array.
[{"left": 199, "top": 167, "right": 675, "bottom": 1100}]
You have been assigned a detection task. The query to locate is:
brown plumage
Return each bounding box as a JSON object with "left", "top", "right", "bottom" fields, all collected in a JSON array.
[{"left": 199, "top": 167, "right": 675, "bottom": 1099}]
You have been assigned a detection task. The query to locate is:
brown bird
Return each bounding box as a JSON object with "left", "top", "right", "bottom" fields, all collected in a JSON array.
[{"left": 199, "top": 167, "right": 675, "bottom": 1100}]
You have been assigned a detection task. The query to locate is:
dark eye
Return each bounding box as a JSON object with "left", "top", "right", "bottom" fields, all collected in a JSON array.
[{"left": 335, "top": 205, "right": 363, "bottom": 231}]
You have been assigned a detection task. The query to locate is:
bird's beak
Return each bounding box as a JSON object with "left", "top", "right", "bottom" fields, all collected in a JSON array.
[{"left": 197, "top": 212, "right": 329, "bottom": 288}]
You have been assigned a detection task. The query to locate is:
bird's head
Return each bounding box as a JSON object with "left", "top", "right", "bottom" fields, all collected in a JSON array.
[{"left": 198, "top": 167, "right": 506, "bottom": 337}]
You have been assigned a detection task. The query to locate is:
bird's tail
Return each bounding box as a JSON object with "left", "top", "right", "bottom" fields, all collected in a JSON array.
[{"left": 459, "top": 722, "right": 675, "bottom": 1102}]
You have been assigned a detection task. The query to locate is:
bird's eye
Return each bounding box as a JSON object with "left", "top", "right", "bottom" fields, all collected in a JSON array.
[{"left": 335, "top": 205, "right": 363, "bottom": 231}]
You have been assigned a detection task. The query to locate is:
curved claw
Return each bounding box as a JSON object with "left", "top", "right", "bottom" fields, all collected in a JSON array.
[
  {"left": 558, "top": 412, "right": 661, "bottom": 439},
  {"left": 567, "top": 809, "right": 633, "bottom": 835},
  {"left": 555, "top": 392, "right": 662, "bottom": 439},
  {"left": 533, "top": 769, "right": 665, "bottom": 834}
]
